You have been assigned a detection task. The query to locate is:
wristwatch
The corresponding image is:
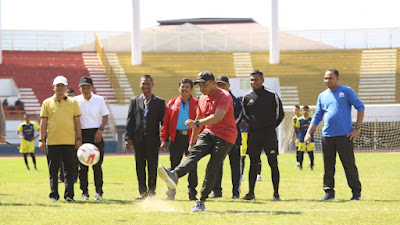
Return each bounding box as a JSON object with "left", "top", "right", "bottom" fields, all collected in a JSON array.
[
  {"left": 194, "top": 120, "right": 200, "bottom": 127},
  {"left": 39, "top": 139, "right": 44, "bottom": 142},
  {"left": 99, "top": 126, "right": 104, "bottom": 131},
  {"left": 354, "top": 124, "right": 361, "bottom": 129}
]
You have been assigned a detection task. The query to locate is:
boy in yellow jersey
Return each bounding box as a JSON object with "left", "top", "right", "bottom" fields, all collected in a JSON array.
[
  {"left": 289, "top": 105, "right": 302, "bottom": 169},
  {"left": 17, "top": 113, "right": 40, "bottom": 170},
  {"left": 296, "top": 105, "right": 314, "bottom": 170}
]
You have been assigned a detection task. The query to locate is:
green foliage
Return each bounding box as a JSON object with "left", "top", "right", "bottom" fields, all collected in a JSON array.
[{"left": 0, "top": 153, "right": 399, "bottom": 224}]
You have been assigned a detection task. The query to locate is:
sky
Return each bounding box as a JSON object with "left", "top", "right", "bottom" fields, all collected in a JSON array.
[{"left": 2, "top": 0, "right": 400, "bottom": 32}]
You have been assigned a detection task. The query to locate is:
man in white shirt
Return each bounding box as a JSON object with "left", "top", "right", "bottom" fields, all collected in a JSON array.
[{"left": 75, "top": 76, "right": 110, "bottom": 201}]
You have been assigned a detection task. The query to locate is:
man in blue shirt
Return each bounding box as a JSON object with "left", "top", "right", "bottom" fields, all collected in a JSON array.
[{"left": 305, "top": 68, "right": 364, "bottom": 201}]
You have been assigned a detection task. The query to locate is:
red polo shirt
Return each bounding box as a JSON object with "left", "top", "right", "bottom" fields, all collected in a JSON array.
[{"left": 197, "top": 88, "right": 237, "bottom": 144}]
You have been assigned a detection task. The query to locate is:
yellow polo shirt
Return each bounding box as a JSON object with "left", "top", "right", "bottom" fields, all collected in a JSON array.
[{"left": 40, "top": 95, "right": 81, "bottom": 145}]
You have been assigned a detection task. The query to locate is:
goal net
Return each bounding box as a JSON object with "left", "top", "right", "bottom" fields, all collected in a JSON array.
[{"left": 278, "top": 104, "right": 400, "bottom": 153}]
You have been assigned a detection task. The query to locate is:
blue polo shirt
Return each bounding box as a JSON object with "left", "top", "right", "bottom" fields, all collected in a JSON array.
[
  {"left": 176, "top": 99, "right": 189, "bottom": 131},
  {"left": 311, "top": 85, "right": 364, "bottom": 137}
]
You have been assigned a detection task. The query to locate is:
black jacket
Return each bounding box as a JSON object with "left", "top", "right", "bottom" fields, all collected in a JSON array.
[
  {"left": 125, "top": 94, "right": 165, "bottom": 145},
  {"left": 242, "top": 86, "right": 284, "bottom": 132}
]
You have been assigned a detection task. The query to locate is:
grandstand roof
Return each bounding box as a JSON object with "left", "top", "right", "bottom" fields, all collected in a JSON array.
[{"left": 157, "top": 18, "right": 256, "bottom": 25}]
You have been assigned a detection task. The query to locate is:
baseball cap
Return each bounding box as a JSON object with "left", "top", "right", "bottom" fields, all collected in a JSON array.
[
  {"left": 53, "top": 76, "right": 68, "bottom": 86},
  {"left": 194, "top": 71, "right": 214, "bottom": 85},
  {"left": 79, "top": 76, "right": 93, "bottom": 86},
  {"left": 215, "top": 75, "right": 229, "bottom": 84}
]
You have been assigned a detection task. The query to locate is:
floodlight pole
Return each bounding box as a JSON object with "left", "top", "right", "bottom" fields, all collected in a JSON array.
[
  {"left": 131, "top": 0, "right": 142, "bottom": 65},
  {"left": 269, "top": 0, "right": 279, "bottom": 64}
]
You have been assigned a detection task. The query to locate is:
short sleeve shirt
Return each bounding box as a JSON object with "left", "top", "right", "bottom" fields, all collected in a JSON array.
[
  {"left": 17, "top": 122, "right": 39, "bottom": 141},
  {"left": 197, "top": 88, "right": 237, "bottom": 144},
  {"left": 75, "top": 93, "right": 110, "bottom": 129},
  {"left": 40, "top": 95, "right": 81, "bottom": 145}
]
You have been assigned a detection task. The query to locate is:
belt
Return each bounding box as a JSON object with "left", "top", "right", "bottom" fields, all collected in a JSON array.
[{"left": 176, "top": 130, "right": 188, "bottom": 135}]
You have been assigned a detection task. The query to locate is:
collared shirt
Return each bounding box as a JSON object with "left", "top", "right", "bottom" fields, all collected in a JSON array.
[
  {"left": 75, "top": 93, "right": 110, "bottom": 129},
  {"left": 197, "top": 88, "right": 237, "bottom": 144},
  {"left": 176, "top": 98, "right": 189, "bottom": 131},
  {"left": 312, "top": 85, "right": 364, "bottom": 137},
  {"left": 142, "top": 93, "right": 153, "bottom": 131},
  {"left": 40, "top": 94, "right": 81, "bottom": 145}
]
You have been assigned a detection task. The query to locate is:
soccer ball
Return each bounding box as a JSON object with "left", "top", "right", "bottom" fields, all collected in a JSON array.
[{"left": 77, "top": 143, "right": 100, "bottom": 166}]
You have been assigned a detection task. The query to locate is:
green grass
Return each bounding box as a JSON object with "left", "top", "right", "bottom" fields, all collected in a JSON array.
[{"left": 0, "top": 153, "right": 400, "bottom": 224}]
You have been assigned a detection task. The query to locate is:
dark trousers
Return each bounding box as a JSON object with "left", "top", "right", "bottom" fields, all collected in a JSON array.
[
  {"left": 23, "top": 153, "right": 36, "bottom": 169},
  {"left": 174, "top": 131, "right": 234, "bottom": 201},
  {"left": 46, "top": 145, "right": 76, "bottom": 200},
  {"left": 133, "top": 134, "right": 160, "bottom": 195},
  {"left": 247, "top": 130, "right": 280, "bottom": 196},
  {"left": 322, "top": 136, "right": 361, "bottom": 196},
  {"left": 167, "top": 132, "right": 198, "bottom": 197},
  {"left": 79, "top": 129, "right": 105, "bottom": 195},
  {"left": 213, "top": 145, "right": 241, "bottom": 197},
  {"left": 298, "top": 151, "right": 314, "bottom": 167}
]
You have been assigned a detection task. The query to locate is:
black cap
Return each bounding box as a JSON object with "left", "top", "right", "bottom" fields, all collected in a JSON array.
[
  {"left": 79, "top": 77, "right": 93, "bottom": 86},
  {"left": 194, "top": 71, "right": 214, "bottom": 85},
  {"left": 215, "top": 75, "right": 229, "bottom": 84}
]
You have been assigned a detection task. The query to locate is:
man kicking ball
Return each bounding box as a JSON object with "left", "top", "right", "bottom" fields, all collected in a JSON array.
[{"left": 158, "top": 71, "right": 237, "bottom": 212}]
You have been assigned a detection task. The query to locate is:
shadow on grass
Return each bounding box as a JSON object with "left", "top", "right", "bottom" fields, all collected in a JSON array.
[
  {"left": 0, "top": 202, "right": 60, "bottom": 207},
  {"left": 208, "top": 210, "right": 302, "bottom": 215},
  {"left": 68, "top": 199, "right": 135, "bottom": 205}
]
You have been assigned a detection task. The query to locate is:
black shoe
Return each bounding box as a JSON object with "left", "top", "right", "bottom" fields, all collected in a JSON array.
[
  {"left": 189, "top": 194, "right": 198, "bottom": 201},
  {"left": 232, "top": 195, "right": 240, "bottom": 199},
  {"left": 309, "top": 164, "right": 314, "bottom": 170},
  {"left": 320, "top": 193, "right": 335, "bottom": 201},
  {"left": 350, "top": 196, "right": 361, "bottom": 201},
  {"left": 209, "top": 192, "right": 222, "bottom": 198},
  {"left": 243, "top": 193, "right": 255, "bottom": 200},
  {"left": 273, "top": 194, "right": 281, "bottom": 201},
  {"left": 147, "top": 191, "right": 156, "bottom": 197},
  {"left": 65, "top": 197, "right": 75, "bottom": 203},
  {"left": 135, "top": 193, "right": 147, "bottom": 200}
]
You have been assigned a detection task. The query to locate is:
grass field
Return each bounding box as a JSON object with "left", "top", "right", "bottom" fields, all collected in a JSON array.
[{"left": 0, "top": 152, "right": 399, "bottom": 224}]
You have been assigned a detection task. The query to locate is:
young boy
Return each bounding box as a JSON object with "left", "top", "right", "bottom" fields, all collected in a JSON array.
[
  {"left": 17, "top": 113, "right": 40, "bottom": 170},
  {"left": 296, "top": 106, "right": 315, "bottom": 170}
]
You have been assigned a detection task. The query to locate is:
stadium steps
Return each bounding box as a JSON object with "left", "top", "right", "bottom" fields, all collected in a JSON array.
[
  {"left": 104, "top": 53, "right": 134, "bottom": 104},
  {"left": 280, "top": 86, "right": 300, "bottom": 105},
  {"left": 233, "top": 52, "right": 254, "bottom": 77},
  {"left": 358, "top": 49, "right": 397, "bottom": 103},
  {"left": 19, "top": 88, "right": 41, "bottom": 113},
  {"left": 82, "top": 53, "right": 117, "bottom": 104}
]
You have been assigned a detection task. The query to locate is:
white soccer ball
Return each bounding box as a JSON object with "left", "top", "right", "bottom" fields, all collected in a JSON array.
[{"left": 77, "top": 143, "right": 100, "bottom": 166}]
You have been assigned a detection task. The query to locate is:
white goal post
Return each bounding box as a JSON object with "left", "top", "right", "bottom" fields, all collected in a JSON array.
[{"left": 278, "top": 104, "right": 400, "bottom": 153}]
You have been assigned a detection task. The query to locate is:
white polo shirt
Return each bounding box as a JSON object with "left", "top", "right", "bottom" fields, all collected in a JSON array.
[{"left": 75, "top": 93, "right": 110, "bottom": 129}]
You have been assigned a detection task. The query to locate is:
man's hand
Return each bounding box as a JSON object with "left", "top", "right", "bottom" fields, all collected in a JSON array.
[
  {"left": 75, "top": 140, "right": 82, "bottom": 150},
  {"left": 125, "top": 139, "right": 132, "bottom": 151},
  {"left": 289, "top": 138, "right": 294, "bottom": 145},
  {"left": 0, "top": 135, "right": 5, "bottom": 143},
  {"left": 160, "top": 140, "right": 168, "bottom": 151},
  {"left": 94, "top": 129, "right": 103, "bottom": 143},
  {"left": 347, "top": 128, "right": 360, "bottom": 141},
  {"left": 39, "top": 141, "right": 45, "bottom": 151},
  {"left": 185, "top": 119, "right": 196, "bottom": 129},
  {"left": 304, "top": 133, "right": 312, "bottom": 144}
]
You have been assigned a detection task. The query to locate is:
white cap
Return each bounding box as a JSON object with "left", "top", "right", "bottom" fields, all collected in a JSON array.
[{"left": 53, "top": 76, "right": 68, "bottom": 86}]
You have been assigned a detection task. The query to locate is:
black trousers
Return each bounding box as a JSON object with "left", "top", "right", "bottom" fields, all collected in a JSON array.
[
  {"left": 79, "top": 129, "right": 105, "bottom": 195},
  {"left": 133, "top": 134, "right": 160, "bottom": 195},
  {"left": 47, "top": 145, "right": 76, "bottom": 200},
  {"left": 174, "top": 131, "right": 233, "bottom": 201},
  {"left": 167, "top": 132, "right": 198, "bottom": 197},
  {"left": 322, "top": 136, "right": 361, "bottom": 196},
  {"left": 213, "top": 145, "right": 241, "bottom": 197},
  {"left": 247, "top": 130, "right": 280, "bottom": 196}
]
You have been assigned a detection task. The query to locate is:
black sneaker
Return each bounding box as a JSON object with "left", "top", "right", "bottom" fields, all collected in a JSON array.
[
  {"left": 320, "top": 193, "right": 335, "bottom": 201},
  {"left": 309, "top": 164, "right": 314, "bottom": 170},
  {"left": 209, "top": 192, "right": 222, "bottom": 198},
  {"left": 273, "top": 194, "right": 281, "bottom": 201},
  {"left": 243, "top": 193, "right": 255, "bottom": 200},
  {"left": 65, "top": 197, "right": 75, "bottom": 203},
  {"left": 350, "top": 196, "right": 361, "bottom": 201},
  {"left": 157, "top": 165, "right": 178, "bottom": 189}
]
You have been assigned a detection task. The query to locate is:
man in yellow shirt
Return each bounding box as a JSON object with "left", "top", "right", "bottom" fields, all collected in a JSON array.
[
  {"left": 39, "top": 75, "right": 82, "bottom": 203},
  {"left": 16, "top": 113, "right": 39, "bottom": 170}
]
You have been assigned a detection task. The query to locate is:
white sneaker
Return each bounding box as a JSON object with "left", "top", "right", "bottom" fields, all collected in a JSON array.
[
  {"left": 81, "top": 194, "right": 89, "bottom": 201},
  {"left": 94, "top": 193, "right": 103, "bottom": 201},
  {"left": 241, "top": 175, "right": 245, "bottom": 181},
  {"left": 191, "top": 200, "right": 206, "bottom": 212},
  {"left": 256, "top": 175, "right": 262, "bottom": 181}
]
